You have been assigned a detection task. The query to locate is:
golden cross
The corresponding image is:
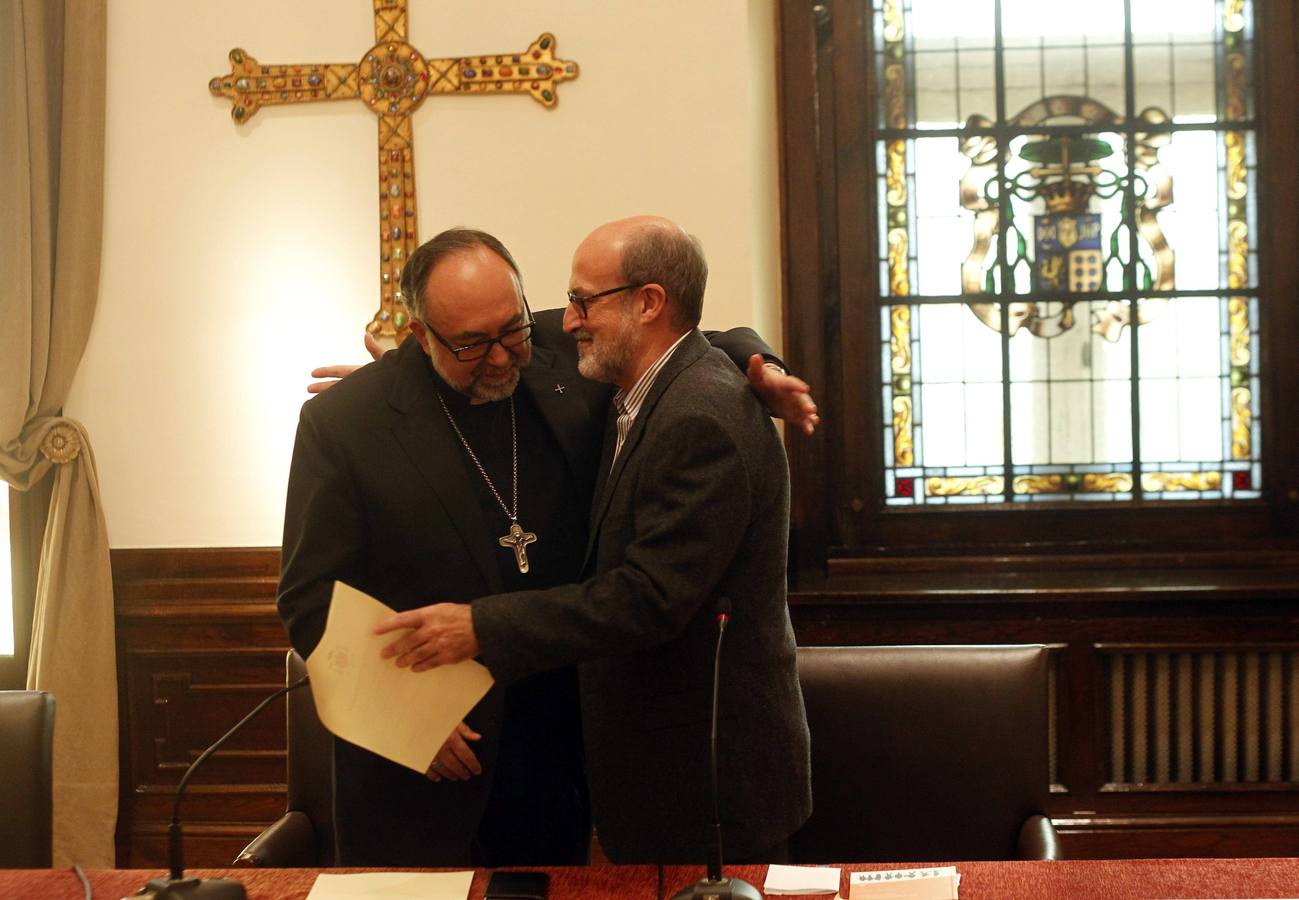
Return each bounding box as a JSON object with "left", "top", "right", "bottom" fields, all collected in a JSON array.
[{"left": 208, "top": 0, "right": 578, "bottom": 344}]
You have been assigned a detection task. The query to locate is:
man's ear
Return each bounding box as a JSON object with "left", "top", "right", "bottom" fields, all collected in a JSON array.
[
  {"left": 409, "top": 318, "right": 433, "bottom": 356},
  {"left": 637, "top": 283, "right": 669, "bottom": 325}
]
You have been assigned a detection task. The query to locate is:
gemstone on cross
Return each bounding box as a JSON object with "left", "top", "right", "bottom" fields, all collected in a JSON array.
[
  {"left": 498, "top": 522, "right": 538, "bottom": 574},
  {"left": 206, "top": 0, "right": 578, "bottom": 347}
]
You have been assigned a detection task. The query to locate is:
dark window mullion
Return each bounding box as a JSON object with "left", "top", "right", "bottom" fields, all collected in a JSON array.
[
  {"left": 1124, "top": 0, "right": 1145, "bottom": 499},
  {"left": 879, "top": 120, "right": 1258, "bottom": 141},
  {"left": 994, "top": 0, "right": 1015, "bottom": 500}
]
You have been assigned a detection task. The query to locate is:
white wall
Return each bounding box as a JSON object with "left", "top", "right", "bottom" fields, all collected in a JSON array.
[{"left": 67, "top": 0, "right": 783, "bottom": 548}]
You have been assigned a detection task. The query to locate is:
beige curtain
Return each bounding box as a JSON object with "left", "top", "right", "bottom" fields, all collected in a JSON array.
[{"left": 0, "top": 0, "right": 117, "bottom": 867}]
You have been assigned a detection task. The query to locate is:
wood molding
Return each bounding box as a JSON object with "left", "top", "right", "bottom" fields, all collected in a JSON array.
[
  {"left": 113, "top": 547, "right": 279, "bottom": 621},
  {"left": 828, "top": 547, "right": 1299, "bottom": 575},
  {"left": 1053, "top": 815, "right": 1299, "bottom": 859}
]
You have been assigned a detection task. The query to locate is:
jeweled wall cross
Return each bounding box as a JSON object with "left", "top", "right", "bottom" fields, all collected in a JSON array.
[{"left": 208, "top": 0, "right": 578, "bottom": 344}]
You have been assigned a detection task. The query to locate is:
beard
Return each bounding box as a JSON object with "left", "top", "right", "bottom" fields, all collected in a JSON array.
[
  {"left": 575, "top": 307, "right": 640, "bottom": 385},
  {"left": 431, "top": 351, "right": 525, "bottom": 403}
]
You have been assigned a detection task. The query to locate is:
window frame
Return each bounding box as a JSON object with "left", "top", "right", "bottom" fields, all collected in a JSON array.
[
  {"left": 0, "top": 483, "right": 47, "bottom": 690},
  {"left": 776, "top": 0, "right": 1299, "bottom": 586}
]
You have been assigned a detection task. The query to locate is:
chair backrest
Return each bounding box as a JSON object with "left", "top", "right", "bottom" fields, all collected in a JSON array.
[
  {"left": 0, "top": 691, "right": 55, "bottom": 868},
  {"left": 286, "top": 650, "right": 336, "bottom": 866},
  {"left": 790, "top": 645, "right": 1049, "bottom": 863}
]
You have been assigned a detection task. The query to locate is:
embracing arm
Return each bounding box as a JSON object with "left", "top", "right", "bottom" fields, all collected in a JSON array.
[
  {"left": 703, "top": 325, "right": 775, "bottom": 370},
  {"left": 705, "top": 328, "right": 818, "bottom": 434}
]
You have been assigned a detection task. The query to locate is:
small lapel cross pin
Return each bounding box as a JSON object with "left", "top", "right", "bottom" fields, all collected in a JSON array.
[{"left": 553, "top": 383, "right": 566, "bottom": 394}]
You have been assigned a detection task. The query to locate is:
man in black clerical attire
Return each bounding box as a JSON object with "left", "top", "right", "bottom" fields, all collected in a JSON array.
[{"left": 277, "top": 228, "right": 808, "bottom": 866}]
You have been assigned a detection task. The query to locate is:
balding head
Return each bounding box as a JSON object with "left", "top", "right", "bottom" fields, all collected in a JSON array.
[{"left": 579, "top": 216, "right": 708, "bottom": 331}]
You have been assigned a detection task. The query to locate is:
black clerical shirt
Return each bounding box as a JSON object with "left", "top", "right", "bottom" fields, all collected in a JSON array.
[
  {"left": 430, "top": 371, "right": 586, "bottom": 591},
  {"left": 429, "top": 366, "right": 590, "bottom": 865}
]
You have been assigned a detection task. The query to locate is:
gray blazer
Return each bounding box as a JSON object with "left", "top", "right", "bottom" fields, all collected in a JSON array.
[{"left": 474, "top": 329, "right": 812, "bottom": 863}]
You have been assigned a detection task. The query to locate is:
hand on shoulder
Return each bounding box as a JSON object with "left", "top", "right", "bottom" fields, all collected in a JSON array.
[
  {"left": 746, "top": 354, "right": 820, "bottom": 435},
  {"left": 306, "top": 333, "right": 389, "bottom": 393}
]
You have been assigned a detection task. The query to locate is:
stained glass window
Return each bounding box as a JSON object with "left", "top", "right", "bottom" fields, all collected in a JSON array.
[{"left": 876, "top": 0, "right": 1260, "bottom": 505}]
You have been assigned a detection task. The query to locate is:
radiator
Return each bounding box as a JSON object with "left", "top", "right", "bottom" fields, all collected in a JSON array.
[{"left": 1105, "top": 650, "right": 1299, "bottom": 785}]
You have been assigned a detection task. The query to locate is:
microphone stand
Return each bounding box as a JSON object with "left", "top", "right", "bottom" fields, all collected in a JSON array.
[
  {"left": 142, "top": 675, "right": 310, "bottom": 899},
  {"left": 671, "top": 606, "right": 762, "bottom": 900}
]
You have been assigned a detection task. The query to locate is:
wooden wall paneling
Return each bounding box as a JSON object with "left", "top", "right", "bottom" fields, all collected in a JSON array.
[
  {"left": 113, "top": 548, "right": 287, "bottom": 868},
  {"left": 113, "top": 547, "right": 1299, "bottom": 863},
  {"left": 1051, "top": 815, "right": 1299, "bottom": 859},
  {"left": 791, "top": 572, "right": 1299, "bottom": 859}
]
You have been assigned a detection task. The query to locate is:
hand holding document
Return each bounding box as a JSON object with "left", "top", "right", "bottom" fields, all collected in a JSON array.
[{"left": 306, "top": 581, "right": 494, "bottom": 773}]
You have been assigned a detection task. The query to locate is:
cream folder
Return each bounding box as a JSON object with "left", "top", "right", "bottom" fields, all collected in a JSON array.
[
  {"left": 305, "top": 581, "right": 495, "bottom": 773},
  {"left": 305, "top": 871, "right": 474, "bottom": 899}
]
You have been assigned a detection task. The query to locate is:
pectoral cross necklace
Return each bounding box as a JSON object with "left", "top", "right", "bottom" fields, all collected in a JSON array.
[{"left": 437, "top": 394, "right": 537, "bottom": 574}]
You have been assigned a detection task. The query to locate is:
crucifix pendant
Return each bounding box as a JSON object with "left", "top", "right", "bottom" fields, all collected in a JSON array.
[{"left": 498, "top": 522, "right": 538, "bottom": 574}]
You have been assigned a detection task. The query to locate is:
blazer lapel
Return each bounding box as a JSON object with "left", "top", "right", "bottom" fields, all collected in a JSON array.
[
  {"left": 387, "top": 341, "right": 505, "bottom": 595},
  {"left": 583, "top": 330, "right": 710, "bottom": 565},
  {"left": 588, "top": 405, "right": 618, "bottom": 524}
]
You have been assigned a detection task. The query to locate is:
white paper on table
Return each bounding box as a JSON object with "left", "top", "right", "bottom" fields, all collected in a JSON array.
[
  {"left": 764, "top": 863, "right": 843, "bottom": 894},
  {"left": 305, "top": 871, "right": 474, "bottom": 899},
  {"left": 848, "top": 866, "right": 960, "bottom": 900},
  {"left": 305, "top": 581, "right": 494, "bottom": 773}
]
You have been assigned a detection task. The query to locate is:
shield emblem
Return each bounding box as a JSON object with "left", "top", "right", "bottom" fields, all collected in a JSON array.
[{"left": 1035, "top": 212, "right": 1102, "bottom": 292}]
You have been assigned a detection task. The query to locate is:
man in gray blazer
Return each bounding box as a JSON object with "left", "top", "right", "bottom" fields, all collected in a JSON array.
[{"left": 376, "top": 216, "right": 812, "bottom": 863}]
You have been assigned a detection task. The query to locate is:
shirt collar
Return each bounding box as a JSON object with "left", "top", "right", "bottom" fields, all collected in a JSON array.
[{"left": 612, "top": 330, "right": 691, "bottom": 418}]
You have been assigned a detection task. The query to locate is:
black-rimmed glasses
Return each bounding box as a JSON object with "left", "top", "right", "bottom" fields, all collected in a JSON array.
[
  {"left": 565, "top": 283, "right": 645, "bottom": 319},
  {"left": 423, "top": 299, "right": 536, "bottom": 362}
]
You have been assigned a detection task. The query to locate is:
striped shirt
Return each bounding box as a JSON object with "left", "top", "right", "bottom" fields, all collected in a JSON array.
[{"left": 610, "top": 330, "right": 692, "bottom": 466}]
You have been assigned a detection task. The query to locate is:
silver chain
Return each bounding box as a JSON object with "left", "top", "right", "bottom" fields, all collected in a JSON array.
[{"left": 436, "top": 393, "right": 518, "bottom": 523}]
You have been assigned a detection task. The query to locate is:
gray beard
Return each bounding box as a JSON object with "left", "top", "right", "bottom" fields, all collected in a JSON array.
[
  {"left": 430, "top": 354, "right": 522, "bottom": 402},
  {"left": 575, "top": 327, "right": 639, "bottom": 385},
  {"left": 467, "top": 367, "right": 521, "bottom": 402}
]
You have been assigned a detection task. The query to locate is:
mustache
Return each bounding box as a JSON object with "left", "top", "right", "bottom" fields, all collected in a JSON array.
[
  {"left": 572, "top": 329, "right": 593, "bottom": 341},
  {"left": 478, "top": 351, "right": 524, "bottom": 370}
]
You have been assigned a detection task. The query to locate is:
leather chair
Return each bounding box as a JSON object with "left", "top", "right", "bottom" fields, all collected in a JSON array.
[
  {"left": 790, "top": 645, "right": 1061, "bottom": 863},
  {"left": 0, "top": 691, "right": 55, "bottom": 868},
  {"left": 234, "top": 651, "right": 335, "bottom": 866}
]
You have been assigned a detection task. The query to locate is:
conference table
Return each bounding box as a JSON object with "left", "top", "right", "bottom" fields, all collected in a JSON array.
[{"left": 4, "top": 859, "right": 1299, "bottom": 899}]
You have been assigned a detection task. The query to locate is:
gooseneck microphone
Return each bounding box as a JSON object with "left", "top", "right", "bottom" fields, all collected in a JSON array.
[
  {"left": 142, "top": 674, "right": 311, "bottom": 899},
  {"left": 671, "top": 599, "right": 762, "bottom": 900}
]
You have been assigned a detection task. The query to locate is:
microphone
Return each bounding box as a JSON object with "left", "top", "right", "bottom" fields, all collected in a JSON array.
[
  {"left": 141, "top": 674, "right": 311, "bottom": 899},
  {"left": 671, "top": 599, "right": 762, "bottom": 900}
]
